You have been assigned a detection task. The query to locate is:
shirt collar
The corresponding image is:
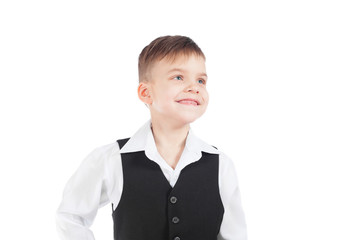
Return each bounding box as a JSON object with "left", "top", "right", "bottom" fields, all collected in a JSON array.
[{"left": 120, "top": 119, "right": 219, "bottom": 156}]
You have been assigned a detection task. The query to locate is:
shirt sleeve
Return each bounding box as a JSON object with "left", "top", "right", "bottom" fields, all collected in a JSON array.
[
  {"left": 56, "top": 145, "right": 112, "bottom": 240},
  {"left": 218, "top": 152, "right": 248, "bottom": 240}
]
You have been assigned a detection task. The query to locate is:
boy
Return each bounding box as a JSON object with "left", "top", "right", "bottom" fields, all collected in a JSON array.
[{"left": 56, "top": 35, "right": 247, "bottom": 240}]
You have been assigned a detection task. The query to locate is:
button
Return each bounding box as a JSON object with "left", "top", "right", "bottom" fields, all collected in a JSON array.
[
  {"left": 174, "top": 237, "right": 181, "bottom": 240},
  {"left": 170, "top": 196, "right": 177, "bottom": 204},
  {"left": 172, "top": 216, "right": 180, "bottom": 224}
]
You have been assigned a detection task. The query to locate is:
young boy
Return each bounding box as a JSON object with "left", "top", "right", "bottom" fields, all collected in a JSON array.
[{"left": 56, "top": 35, "right": 247, "bottom": 240}]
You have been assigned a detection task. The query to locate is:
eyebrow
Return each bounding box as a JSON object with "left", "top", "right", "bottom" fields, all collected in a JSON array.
[{"left": 167, "top": 68, "right": 208, "bottom": 78}]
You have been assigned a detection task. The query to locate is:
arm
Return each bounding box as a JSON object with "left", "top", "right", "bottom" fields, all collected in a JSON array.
[
  {"left": 218, "top": 152, "right": 248, "bottom": 240},
  {"left": 56, "top": 146, "right": 111, "bottom": 240}
]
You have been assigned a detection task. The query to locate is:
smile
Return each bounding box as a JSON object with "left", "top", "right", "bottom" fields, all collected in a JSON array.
[{"left": 176, "top": 99, "right": 199, "bottom": 106}]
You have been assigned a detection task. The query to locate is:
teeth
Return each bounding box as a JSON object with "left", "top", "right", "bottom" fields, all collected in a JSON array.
[{"left": 178, "top": 100, "right": 198, "bottom": 106}]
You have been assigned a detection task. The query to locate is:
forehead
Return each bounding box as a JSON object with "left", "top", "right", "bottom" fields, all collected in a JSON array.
[{"left": 151, "top": 53, "right": 206, "bottom": 73}]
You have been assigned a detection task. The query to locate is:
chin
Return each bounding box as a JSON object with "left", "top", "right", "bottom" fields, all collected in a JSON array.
[{"left": 176, "top": 114, "right": 203, "bottom": 125}]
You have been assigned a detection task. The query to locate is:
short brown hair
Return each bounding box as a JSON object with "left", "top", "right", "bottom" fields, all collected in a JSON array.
[{"left": 138, "top": 35, "right": 205, "bottom": 83}]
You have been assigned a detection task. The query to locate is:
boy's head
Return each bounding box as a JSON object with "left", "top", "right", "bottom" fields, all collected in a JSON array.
[
  {"left": 138, "top": 35, "right": 205, "bottom": 83},
  {"left": 137, "top": 35, "right": 209, "bottom": 127}
]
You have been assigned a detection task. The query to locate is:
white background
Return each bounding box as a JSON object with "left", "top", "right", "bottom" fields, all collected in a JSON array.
[{"left": 1, "top": 0, "right": 359, "bottom": 239}]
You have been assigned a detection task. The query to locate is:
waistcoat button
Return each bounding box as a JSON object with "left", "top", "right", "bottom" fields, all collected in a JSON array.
[
  {"left": 170, "top": 196, "right": 177, "bottom": 204},
  {"left": 172, "top": 216, "right": 180, "bottom": 224},
  {"left": 174, "top": 237, "right": 181, "bottom": 240}
]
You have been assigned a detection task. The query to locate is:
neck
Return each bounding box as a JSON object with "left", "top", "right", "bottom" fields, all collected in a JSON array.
[{"left": 150, "top": 119, "right": 190, "bottom": 150}]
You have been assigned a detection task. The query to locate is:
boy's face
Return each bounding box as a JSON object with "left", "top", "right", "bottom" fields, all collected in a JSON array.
[{"left": 139, "top": 53, "right": 209, "bottom": 126}]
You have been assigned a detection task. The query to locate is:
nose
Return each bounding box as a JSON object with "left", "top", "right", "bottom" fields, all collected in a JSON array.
[
  {"left": 188, "top": 89, "right": 199, "bottom": 94},
  {"left": 186, "top": 83, "right": 200, "bottom": 94}
]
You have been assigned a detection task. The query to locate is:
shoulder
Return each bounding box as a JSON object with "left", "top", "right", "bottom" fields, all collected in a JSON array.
[
  {"left": 194, "top": 134, "right": 234, "bottom": 165},
  {"left": 90, "top": 141, "right": 119, "bottom": 159},
  {"left": 190, "top": 133, "right": 220, "bottom": 155},
  {"left": 198, "top": 138, "right": 234, "bottom": 168},
  {"left": 64, "top": 141, "right": 121, "bottom": 192},
  {"left": 79, "top": 141, "right": 121, "bottom": 169},
  {"left": 218, "top": 150, "right": 236, "bottom": 168},
  {"left": 198, "top": 138, "right": 237, "bottom": 180}
]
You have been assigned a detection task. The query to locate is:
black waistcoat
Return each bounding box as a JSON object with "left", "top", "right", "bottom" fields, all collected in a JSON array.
[{"left": 112, "top": 138, "right": 224, "bottom": 240}]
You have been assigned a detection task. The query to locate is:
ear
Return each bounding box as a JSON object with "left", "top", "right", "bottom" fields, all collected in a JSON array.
[{"left": 137, "top": 82, "right": 152, "bottom": 105}]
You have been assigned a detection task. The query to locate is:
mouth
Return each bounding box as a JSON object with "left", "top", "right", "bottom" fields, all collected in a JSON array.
[{"left": 176, "top": 98, "right": 200, "bottom": 106}]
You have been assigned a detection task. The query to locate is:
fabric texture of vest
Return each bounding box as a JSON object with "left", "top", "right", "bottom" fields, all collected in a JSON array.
[{"left": 112, "top": 138, "right": 224, "bottom": 240}]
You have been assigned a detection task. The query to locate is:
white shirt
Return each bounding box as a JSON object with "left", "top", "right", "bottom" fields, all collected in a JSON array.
[{"left": 56, "top": 120, "right": 247, "bottom": 240}]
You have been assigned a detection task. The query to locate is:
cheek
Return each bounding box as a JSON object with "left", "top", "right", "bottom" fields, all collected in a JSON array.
[
  {"left": 202, "top": 89, "right": 209, "bottom": 102},
  {"left": 156, "top": 87, "right": 177, "bottom": 104}
]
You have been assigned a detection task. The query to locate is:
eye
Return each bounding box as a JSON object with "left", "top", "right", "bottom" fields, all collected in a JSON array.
[
  {"left": 198, "top": 79, "right": 206, "bottom": 85},
  {"left": 174, "top": 76, "right": 183, "bottom": 81}
]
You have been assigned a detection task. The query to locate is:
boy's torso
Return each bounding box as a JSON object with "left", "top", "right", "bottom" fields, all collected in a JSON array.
[{"left": 112, "top": 137, "right": 224, "bottom": 240}]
